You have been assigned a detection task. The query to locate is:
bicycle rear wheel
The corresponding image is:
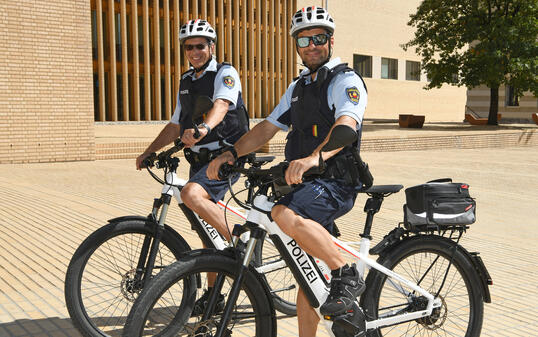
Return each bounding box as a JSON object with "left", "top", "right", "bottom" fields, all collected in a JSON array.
[
  {"left": 124, "top": 249, "right": 276, "bottom": 337},
  {"left": 362, "top": 235, "right": 484, "bottom": 337},
  {"left": 65, "top": 219, "right": 190, "bottom": 337}
]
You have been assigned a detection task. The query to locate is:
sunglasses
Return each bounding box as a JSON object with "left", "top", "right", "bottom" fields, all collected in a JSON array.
[
  {"left": 295, "top": 33, "right": 330, "bottom": 48},
  {"left": 184, "top": 43, "right": 208, "bottom": 51}
]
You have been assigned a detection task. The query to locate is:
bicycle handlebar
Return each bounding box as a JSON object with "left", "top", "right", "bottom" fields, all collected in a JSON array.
[{"left": 219, "top": 159, "right": 324, "bottom": 186}]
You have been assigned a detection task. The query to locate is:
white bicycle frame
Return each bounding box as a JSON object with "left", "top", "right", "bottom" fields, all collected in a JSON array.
[
  {"left": 160, "top": 170, "right": 246, "bottom": 251},
  {"left": 247, "top": 194, "right": 443, "bottom": 334},
  {"left": 161, "top": 171, "right": 288, "bottom": 274}
]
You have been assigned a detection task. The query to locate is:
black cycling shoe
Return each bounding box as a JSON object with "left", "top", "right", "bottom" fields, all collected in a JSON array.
[
  {"left": 191, "top": 289, "right": 225, "bottom": 317},
  {"left": 320, "top": 263, "right": 365, "bottom": 316}
]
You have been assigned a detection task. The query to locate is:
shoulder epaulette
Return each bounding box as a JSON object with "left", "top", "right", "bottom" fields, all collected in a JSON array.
[{"left": 181, "top": 68, "right": 195, "bottom": 79}]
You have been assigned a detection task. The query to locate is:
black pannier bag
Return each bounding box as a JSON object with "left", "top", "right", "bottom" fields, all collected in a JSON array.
[{"left": 404, "top": 178, "right": 476, "bottom": 229}]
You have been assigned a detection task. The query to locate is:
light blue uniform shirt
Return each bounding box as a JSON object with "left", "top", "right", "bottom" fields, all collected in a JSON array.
[
  {"left": 266, "top": 57, "right": 367, "bottom": 132},
  {"left": 171, "top": 59, "right": 242, "bottom": 125}
]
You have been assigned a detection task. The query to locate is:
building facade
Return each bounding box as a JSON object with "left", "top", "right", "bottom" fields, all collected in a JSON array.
[
  {"left": 466, "top": 85, "right": 538, "bottom": 121},
  {"left": 299, "top": 0, "right": 468, "bottom": 122},
  {"left": 1, "top": 0, "right": 95, "bottom": 163},
  {"left": 3, "top": 1, "right": 534, "bottom": 164}
]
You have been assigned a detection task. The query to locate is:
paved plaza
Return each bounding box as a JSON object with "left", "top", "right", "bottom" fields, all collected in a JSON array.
[{"left": 0, "top": 125, "right": 537, "bottom": 336}]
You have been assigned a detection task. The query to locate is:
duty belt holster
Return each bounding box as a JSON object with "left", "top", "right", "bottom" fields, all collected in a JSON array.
[
  {"left": 184, "top": 147, "right": 223, "bottom": 166},
  {"left": 323, "top": 152, "right": 360, "bottom": 185},
  {"left": 323, "top": 150, "right": 374, "bottom": 188}
]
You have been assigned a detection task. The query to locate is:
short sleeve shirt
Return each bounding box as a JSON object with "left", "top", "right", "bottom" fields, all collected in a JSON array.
[
  {"left": 266, "top": 57, "right": 367, "bottom": 132},
  {"left": 171, "top": 59, "right": 242, "bottom": 125}
]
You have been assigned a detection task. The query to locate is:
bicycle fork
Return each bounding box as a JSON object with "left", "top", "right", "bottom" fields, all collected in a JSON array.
[
  {"left": 201, "top": 224, "right": 265, "bottom": 337},
  {"left": 133, "top": 194, "right": 172, "bottom": 290}
]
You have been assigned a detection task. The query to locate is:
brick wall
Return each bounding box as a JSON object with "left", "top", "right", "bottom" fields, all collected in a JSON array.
[{"left": 0, "top": 1, "right": 95, "bottom": 164}]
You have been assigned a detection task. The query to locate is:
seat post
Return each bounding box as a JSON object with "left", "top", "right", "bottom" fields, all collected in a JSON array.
[{"left": 361, "top": 194, "right": 384, "bottom": 239}]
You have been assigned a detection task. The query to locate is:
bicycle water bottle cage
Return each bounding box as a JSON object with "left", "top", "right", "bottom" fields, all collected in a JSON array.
[{"left": 327, "top": 302, "right": 366, "bottom": 337}]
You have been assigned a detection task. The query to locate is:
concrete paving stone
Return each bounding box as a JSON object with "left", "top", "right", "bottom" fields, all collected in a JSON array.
[
  {"left": 0, "top": 125, "right": 537, "bottom": 336},
  {"left": 3, "top": 323, "right": 26, "bottom": 336}
]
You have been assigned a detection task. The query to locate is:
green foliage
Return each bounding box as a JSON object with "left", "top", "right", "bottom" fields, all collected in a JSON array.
[{"left": 403, "top": 0, "right": 538, "bottom": 98}]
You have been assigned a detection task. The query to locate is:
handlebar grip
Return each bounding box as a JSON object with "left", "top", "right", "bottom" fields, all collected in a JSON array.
[
  {"left": 142, "top": 152, "right": 156, "bottom": 168},
  {"left": 218, "top": 163, "right": 234, "bottom": 180},
  {"left": 193, "top": 126, "right": 200, "bottom": 139}
]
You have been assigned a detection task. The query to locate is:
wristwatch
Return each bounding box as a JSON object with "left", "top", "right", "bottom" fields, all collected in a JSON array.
[{"left": 198, "top": 122, "right": 211, "bottom": 134}]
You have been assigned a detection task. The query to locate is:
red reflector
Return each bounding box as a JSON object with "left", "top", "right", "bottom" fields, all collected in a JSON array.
[
  {"left": 465, "top": 204, "right": 473, "bottom": 211},
  {"left": 461, "top": 184, "right": 469, "bottom": 189}
]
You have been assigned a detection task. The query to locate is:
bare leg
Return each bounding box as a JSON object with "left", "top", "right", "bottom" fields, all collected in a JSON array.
[
  {"left": 297, "top": 288, "right": 320, "bottom": 337},
  {"left": 271, "top": 204, "right": 345, "bottom": 270},
  {"left": 181, "top": 182, "right": 233, "bottom": 287},
  {"left": 181, "top": 182, "right": 233, "bottom": 241}
]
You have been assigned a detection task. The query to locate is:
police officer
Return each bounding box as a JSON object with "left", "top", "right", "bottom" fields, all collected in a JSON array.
[
  {"left": 208, "top": 7, "right": 367, "bottom": 336},
  {"left": 136, "top": 19, "right": 248, "bottom": 314}
]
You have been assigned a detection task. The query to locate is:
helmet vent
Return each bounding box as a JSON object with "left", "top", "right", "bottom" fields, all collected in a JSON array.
[{"left": 306, "top": 12, "right": 312, "bottom": 20}]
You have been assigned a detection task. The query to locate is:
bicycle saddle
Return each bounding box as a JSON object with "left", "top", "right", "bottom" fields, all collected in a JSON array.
[{"left": 360, "top": 185, "right": 403, "bottom": 195}]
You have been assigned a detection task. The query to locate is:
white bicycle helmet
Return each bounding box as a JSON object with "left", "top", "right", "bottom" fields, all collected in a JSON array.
[
  {"left": 179, "top": 19, "right": 217, "bottom": 43},
  {"left": 290, "top": 6, "right": 335, "bottom": 37}
]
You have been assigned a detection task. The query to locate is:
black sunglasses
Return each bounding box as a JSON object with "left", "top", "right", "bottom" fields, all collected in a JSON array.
[
  {"left": 184, "top": 43, "right": 208, "bottom": 51},
  {"left": 295, "top": 33, "right": 330, "bottom": 48}
]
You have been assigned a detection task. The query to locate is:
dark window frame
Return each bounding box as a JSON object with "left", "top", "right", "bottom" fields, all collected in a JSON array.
[
  {"left": 353, "top": 54, "right": 372, "bottom": 78},
  {"left": 381, "top": 57, "right": 398, "bottom": 80},
  {"left": 405, "top": 60, "right": 420, "bottom": 81}
]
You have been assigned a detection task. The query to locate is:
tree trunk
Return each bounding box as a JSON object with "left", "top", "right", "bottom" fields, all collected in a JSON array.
[{"left": 488, "top": 86, "right": 499, "bottom": 125}]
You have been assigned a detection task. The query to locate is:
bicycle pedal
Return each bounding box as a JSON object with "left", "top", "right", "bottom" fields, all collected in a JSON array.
[{"left": 328, "top": 303, "right": 366, "bottom": 337}]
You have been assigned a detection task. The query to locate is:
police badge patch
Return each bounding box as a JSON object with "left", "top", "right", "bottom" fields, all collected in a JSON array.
[
  {"left": 346, "top": 87, "right": 360, "bottom": 105},
  {"left": 223, "top": 76, "right": 235, "bottom": 89}
]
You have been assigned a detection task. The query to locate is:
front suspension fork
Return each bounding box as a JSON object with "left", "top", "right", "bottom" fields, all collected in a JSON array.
[{"left": 133, "top": 194, "right": 172, "bottom": 289}]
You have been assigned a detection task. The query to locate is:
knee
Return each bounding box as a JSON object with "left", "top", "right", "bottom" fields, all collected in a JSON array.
[
  {"left": 271, "top": 205, "right": 296, "bottom": 237},
  {"left": 180, "top": 183, "right": 200, "bottom": 208}
]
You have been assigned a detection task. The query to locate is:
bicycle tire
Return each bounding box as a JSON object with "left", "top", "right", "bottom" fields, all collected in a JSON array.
[
  {"left": 253, "top": 236, "right": 298, "bottom": 316},
  {"left": 123, "top": 249, "right": 276, "bottom": 337},
  {"left": 65, "top": 219, "right": 191, "bottom": 337},
  {"left": 361, "top": 235, "right": 484, "bottom": 337}
]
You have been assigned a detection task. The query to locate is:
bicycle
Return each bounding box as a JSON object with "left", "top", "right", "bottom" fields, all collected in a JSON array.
[
  {"left": 64, "top": 101, "right": 298, "bottom": 337},
  {"left": 123, "top": 124, "right": 492, "bottom": 337}
]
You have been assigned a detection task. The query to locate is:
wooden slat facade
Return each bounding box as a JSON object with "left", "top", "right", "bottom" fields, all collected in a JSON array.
[{"left": 90, "top": 0, "right": 298, "bottom": 121}]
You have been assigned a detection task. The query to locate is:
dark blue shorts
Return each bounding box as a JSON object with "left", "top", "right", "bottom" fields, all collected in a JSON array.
[
  {"left": 189, "top": 162, "right": 239, "bottom": 202},
  {"left": 274, "top": 178, "right": 358, "bottom": 232}
]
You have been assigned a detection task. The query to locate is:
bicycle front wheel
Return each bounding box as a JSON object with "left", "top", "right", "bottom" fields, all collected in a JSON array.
[
  {"left": 65, "top": 219, "right": 191, "bottom": 337},
  {"left": 124, "top": 249, "right": 276, "bottom": 337},
  {"left": 362, "top": 235, "right": 484, "bottom": 337},
  {"left": 254, "top": 236, "right": 298, "bottom": 316}
]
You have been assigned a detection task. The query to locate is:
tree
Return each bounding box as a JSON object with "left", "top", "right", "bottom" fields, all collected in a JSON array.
[{"left": 403, "top": 0, "right": 538, "bottom": 125}]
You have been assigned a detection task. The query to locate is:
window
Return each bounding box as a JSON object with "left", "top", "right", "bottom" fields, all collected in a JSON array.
[
  {"left": 506, "top": 86, "right": 519, "bottom": 106},
  {"left": 353, "top": 54, "right": 372, "bottom": 78},
  {"left": 406, "top": 61, "right": 420, "bottom": 81},
  {"left": 381, "top": 57, "right": 398, "bottom": 79}
]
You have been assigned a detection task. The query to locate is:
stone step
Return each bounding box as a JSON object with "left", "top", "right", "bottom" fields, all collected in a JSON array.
[{"left": 96, "top": 127, "right": 538, "bottom": 160}]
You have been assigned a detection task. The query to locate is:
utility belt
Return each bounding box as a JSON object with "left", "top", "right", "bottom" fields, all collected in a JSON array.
[
  {"left": 322, "top": 150, "right": 374, "bottom": 188},
  {"left": 183, "top": 146, "right": 225, "bottom": 166},
  {"left": 183, "top": 140, "right": 235, "bottom": 166}
]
